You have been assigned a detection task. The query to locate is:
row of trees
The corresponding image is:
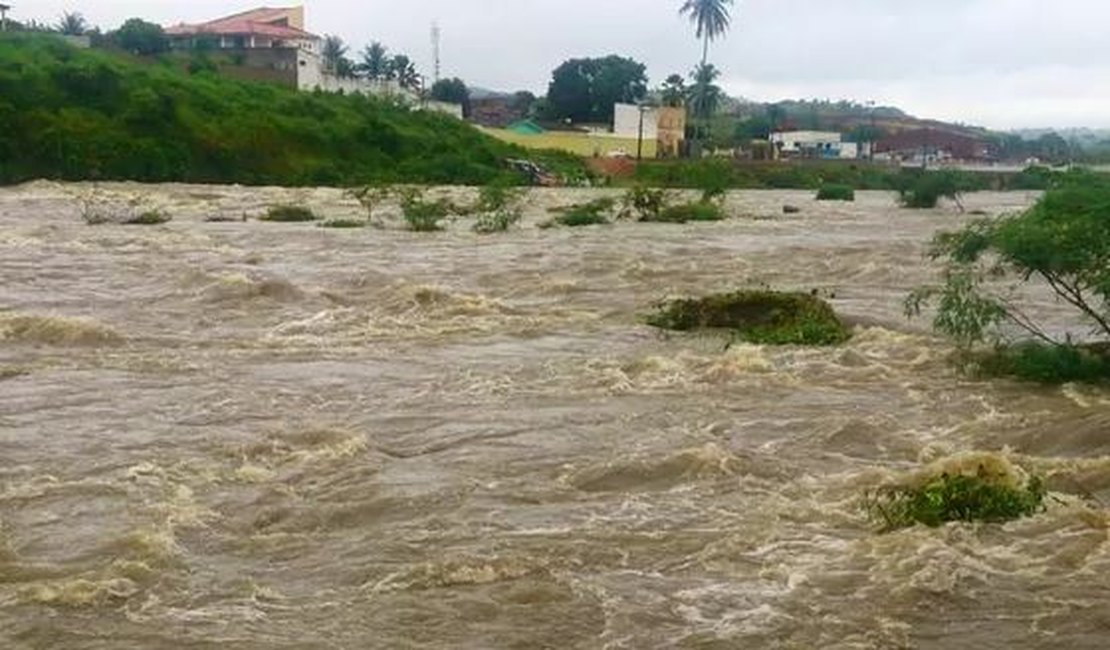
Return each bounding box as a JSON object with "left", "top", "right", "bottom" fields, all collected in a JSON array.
[{"left": 320, "top": 36, "right": 421, "bottom": 91}]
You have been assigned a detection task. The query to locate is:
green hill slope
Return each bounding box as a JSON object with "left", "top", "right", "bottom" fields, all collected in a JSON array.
[{"left": 0, "top": 34, "right": 561, "bottom": 186}]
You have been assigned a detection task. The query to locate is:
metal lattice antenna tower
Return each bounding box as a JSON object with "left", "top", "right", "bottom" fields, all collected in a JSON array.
[{"left": 431, "top": 22, "right": 441, "bottom": 84}]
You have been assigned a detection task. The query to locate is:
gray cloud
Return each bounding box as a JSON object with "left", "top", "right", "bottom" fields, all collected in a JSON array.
[{"left": 22, "top": 0, "right": 1110, "bottom": 128}]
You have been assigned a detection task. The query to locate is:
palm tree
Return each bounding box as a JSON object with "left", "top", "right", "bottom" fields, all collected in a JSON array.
[
  {"left": 687, "top": 63, "right": 723, "bottom": 119},
  {"left": 358, "top": 42, "right": 390, "bottom": 81},
  {"left": 660, "top": 74, "right": 686, "bottom": 107},
  {"left": 679, "top": 0, "right": 735, "bottom": 68},
  {"left": 57, "top": 11, "right": 88, "bottom": 36},
  {"left": 390, "top": 55, "right": 422, "bottom": 92},
  {"left": 321, "top": 35, "right": 348, "bottom": 74}
]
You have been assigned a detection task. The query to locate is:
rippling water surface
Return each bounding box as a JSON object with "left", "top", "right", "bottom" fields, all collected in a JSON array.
[{"left": 1, "top": 182, "right": 1108, "bottom": 649}]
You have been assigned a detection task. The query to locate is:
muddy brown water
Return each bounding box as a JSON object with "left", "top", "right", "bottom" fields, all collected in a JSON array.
[{"left": 1, "top": 182, "right": 1108, "bottom": 649}]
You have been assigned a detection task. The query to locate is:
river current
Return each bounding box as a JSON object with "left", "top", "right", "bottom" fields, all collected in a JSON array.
[{"left": 1, "top": 182, "right": 1108, "bottom": 649}]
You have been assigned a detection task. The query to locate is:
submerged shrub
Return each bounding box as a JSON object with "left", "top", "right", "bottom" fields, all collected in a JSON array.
[
  {"left": 647, "top": 290, "right": 851, "bottom": 346},
  {"left": 649, "top": 201, "right": 725, "bottom": 224},
  {"left": 473, "top": 181, "right": 524, "bottom": 233},
  {"left": 550, "top": 197, "right": 616, "bottom": 227},
  {"left": 621, "top": 186, "right": 670, "bottom": 221},
  {"left": 123, "top": 210, "right": 172, "bottom": 225},
  {"left": 318, "top": 218, "right": 367, "bottom": 229},
  {"left": 865, "top": 466, "right": 1046, "bottom": 531},
  {"left": 262, "top": 205, "right": 317, "bottom": 222},
  {"left": 399, "top": 187, "right": 450, "bottom": 232},
  {"left": 816, "top": 184, "right": 855, "bottom": 201},
  {"left": 897, "top": 171, "right": 971, "bottom": 210},
  {"left": 967, "top": 343, "right": 1110, "bottom": 385}
]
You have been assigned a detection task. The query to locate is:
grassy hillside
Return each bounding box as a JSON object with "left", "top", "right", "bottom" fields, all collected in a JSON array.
[{"left": 0, "top": 34, "right": 578, "bottom": 186}]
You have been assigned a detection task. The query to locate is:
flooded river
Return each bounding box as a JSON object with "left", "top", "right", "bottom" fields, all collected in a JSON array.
[{"left": 1, "top": 182, "right": 1108, "bottom": 649}]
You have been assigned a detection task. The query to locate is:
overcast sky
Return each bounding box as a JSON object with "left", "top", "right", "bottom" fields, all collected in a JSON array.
[{"left": 19, "top": 0, "right": 1110, "bottom": 129}]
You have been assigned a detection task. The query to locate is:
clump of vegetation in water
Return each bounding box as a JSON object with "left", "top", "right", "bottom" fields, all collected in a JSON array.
[
  {"left": 897, "top": 170, "right": 971, "bottom": 210},
  {"left": 547, "top": 197, "right": 616, "bottom": 227},
  {"left": 651, "top": 201, "right": 725, "bottom": 223},
  {"left": 864, "top": 466, "right": 1047, "bottom": 531},
  {"left": 816, "top": 183, "right": 856, "bottom": 202},
  {"left": 647, "top": 290, "right": 851, "bottom": 345},
  {"left": 907, "top": 171, "right": 1110, "bottom": 384},
  {"left": 261, "top": 205, "right": 317, "bottom": 222},
  {"left": 620, "top": 186, "right": 725, "bottom": 224},
  {"left": 620, "top": 186, "right": 670, "bottom": 221},
  {"left": 347, "top": 184, "right": 395, "bottom": 225},
  {"left": 399, "top": 187, "right": 451, "bottom": 232},
  {"left": 122, "top": 210, "right": 172, "bottom": 225},
  {"left": 472, "top": 181, "right": 524, "bottom": 234},
  {"left": 318, "top": 218, "right": 367, "bottom": 229}
]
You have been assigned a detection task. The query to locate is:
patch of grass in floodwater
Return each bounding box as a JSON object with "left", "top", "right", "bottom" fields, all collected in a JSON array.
[
  {"left": 647, "top": 290, "right": 851, "bottom": 346},
  {"left": 318, "top": 219, "right": 368, "bottom": 229},
  {"left": 966, "top": 343, "right": 1110, "bottom": 385},
  {"left": 864, "top": 469, "right": 1047, "bottom": 532},
  {"left": 649, "top": 201, "right": 725, "bottom": 223},
  {"left": 816, "top": 183, "right": 856, "bottom": 202},
  {"left": 122, "top": 210, "right": 172, "bottom": 225},
  {"left": 549, "top": 197, "right": 616, "bottom": 227},
  {"left": 261, "top": 205, "right": 317, "bottom": 222}
]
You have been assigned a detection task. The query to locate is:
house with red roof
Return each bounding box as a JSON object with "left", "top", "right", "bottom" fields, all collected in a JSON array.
[{"left": 166, "top": 6, "right": 320, "bottom": 53}]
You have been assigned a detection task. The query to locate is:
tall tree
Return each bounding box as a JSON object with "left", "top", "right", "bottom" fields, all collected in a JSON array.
[
  {"left": 390, "top": 55, "right": 422, "bottom": 92},
  {"left": 660, "top": 74, "right": 686, "bottom": 107},
  {"left": 545, "top": 55, "right": 647, "bottom": 124},
  {"left": 687, "top": 63, "right": 722, "bottom": 120},
  {"left": 57, "top": 12, "right": 88, "bottom": 36},
  {"left": 358, "top": 41, "right": 390, "bottom": 81},
  {"left": 321, "top": 35, "right": 349, "bottom": 74},
  {"left": 679, "top": 0, "right": 735, "bottom": 67},
  {"left": 113, "top": 19, "right": 168, "bottom": 56},
  {"left": 430, "top": 77, "right": 470, "bottom": 115}
]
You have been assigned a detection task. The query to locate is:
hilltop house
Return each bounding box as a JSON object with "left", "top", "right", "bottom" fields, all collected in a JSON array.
[{"left": 164, "top": 6, "right": 421, "bottom": 102}]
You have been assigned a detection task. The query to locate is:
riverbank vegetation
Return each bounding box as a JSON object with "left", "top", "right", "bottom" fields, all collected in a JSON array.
[
  {"left": 816, "top": 183, "right": 855, "bottom": 202},
  {"left": 908, "top": 170, "right": 1110, "bottom": 384},
  {"left": 0, "top": 33, "right": 583, "bottom": 187},
  {"left": 648, "top": 290, "right": 851, "bottom": 345}
]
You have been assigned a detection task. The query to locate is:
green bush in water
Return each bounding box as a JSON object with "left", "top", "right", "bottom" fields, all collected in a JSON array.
[
  {"left": 399, "top": 187, "right": 450, "bottom": 232},
  {"left": 262, "top": 205, "right": 317, "bottom": 222},
  {"left": 620, "top": 186, "right": 669, "bottom": 221},
  {"left": 647, "top": 290, "right": 851, "bottom": 346},
  {"left": 967, "top": 343, "right": 1110, "bottom": 385},
  {"left": 865, "top": 468, "right": 1046, "bottom": 531},
  {"left": 472, "top": 181, "right": 525, "bottom": 233},
  {"left": 816, "top": 184, "right": 856, "bottom": 202},
  {"left": 647, "top": 201, "right": 725, "bottom": 224},
  {"left": 318, "top": 218, "right": 367, "bottom": 229},
  {"left": 122, "top": 210, "right": 171, "bottom": 225},
  {"left": 549, "top": 197, "right": 616, "bottom": 227}
]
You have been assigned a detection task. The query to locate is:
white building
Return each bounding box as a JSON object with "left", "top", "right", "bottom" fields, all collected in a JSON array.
[
  {"left": 771, "top": 131, "right": 858, "bottom": 160},
  {"left": 613, "top": 103, "right": 659, "bottom": 140}
]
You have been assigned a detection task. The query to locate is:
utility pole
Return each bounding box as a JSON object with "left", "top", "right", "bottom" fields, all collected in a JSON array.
[
  {"left": 637, "top": 104, "right": 647, "bottom": 161},
  {"left": 430, "top": 22, "right": 441, "bottom": 85}
]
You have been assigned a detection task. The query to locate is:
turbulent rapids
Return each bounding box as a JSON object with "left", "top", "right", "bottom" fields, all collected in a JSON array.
[{"left": 1, "top": 182, "right": 1108, "bottom": 649}]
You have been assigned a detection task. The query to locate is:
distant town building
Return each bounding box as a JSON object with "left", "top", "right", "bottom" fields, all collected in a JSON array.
[
  {"left": 469, "top": 96, "right": 525, "bottom": 128},
  {"left": 167, "top": 7, "right": 319, "bottom": 53},
  {"left": 771, "top": 131, "right": 857, "bottom": 160},
  {"left": 875, "top": 129, "right": 993, "bottom": 164},
  {"left": 613, "top": 103, "right": 687, "bottom": 158}
]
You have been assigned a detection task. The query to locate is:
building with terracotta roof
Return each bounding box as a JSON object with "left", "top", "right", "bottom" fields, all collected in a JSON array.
[{"left": 166, "top": 6, "right": 319, "bottom": 53}]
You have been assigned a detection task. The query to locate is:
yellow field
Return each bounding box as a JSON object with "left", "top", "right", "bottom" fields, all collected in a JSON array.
[{"left": 481, "top": 127, "right": 658, "bottom": 158}]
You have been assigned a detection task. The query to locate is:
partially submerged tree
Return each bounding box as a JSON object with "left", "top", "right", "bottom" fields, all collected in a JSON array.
[{"left": 908, "top": 173, "right": 1110, "bottom": 370}]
